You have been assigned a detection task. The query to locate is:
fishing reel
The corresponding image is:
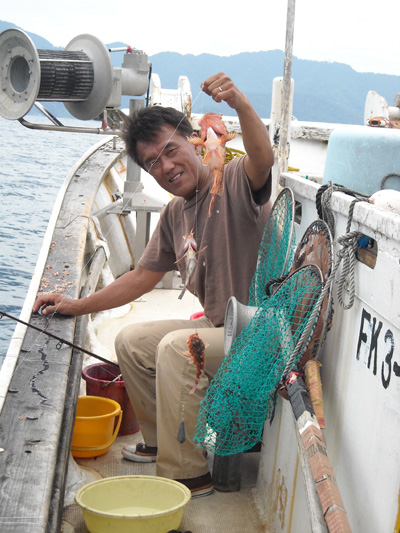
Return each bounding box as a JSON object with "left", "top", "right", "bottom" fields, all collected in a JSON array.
[{"left": 0, "top": 28, "right": 151, "bottom": 123}]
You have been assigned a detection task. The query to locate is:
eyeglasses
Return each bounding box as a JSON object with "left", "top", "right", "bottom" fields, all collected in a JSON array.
[{"left": 144, "top": 144, "right": 179, "bottom": 174}]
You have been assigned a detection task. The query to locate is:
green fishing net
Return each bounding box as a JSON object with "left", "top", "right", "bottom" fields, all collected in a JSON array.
[
  {"left": 248, "top": 187, "right": 296, "bottom": 307},
  {"left": 194, "top": 264, "right": 323, "bottom": 455}
]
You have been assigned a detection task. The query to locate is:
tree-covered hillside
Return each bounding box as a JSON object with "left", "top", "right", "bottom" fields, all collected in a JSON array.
[{"left": 1, "top": 21, "right": 399, "bottom": 124}]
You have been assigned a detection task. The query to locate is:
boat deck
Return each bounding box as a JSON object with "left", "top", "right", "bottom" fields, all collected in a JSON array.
[
  {"left": 61, "top": 287, "right": 266, "bottom": 532},
  {"left": 63, "top": 433, "right": 264, "bottom": 532}
]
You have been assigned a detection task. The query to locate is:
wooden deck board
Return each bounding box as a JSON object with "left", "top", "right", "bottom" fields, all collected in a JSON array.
[{"left": 0, "top": 138, "right": 125, "bottom": 532}]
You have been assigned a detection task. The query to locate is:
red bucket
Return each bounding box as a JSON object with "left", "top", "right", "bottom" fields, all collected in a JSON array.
[{"left": 82, "top": 363, "right": 140, "bottom": 436}]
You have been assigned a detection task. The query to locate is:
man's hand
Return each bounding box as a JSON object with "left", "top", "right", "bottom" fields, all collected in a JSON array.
[
  {"left": 32, "top": 293, "right": 78, "bottom": 316},
  {"left": 32, "top": 266, "right": 166, "bottom": 318},
  {"left": 201, "top": 72, "right": 247, "bottom": 112},
  {"left": 201, "top": 72, "right": 274, "bottom": 192}
]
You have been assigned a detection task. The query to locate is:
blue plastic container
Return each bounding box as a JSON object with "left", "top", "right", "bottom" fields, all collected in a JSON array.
[{"left": 323, "top": 126, "right": 400, "bottom": 195}]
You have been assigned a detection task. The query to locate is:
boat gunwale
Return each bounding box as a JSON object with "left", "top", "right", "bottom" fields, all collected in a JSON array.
[
  {"left": 281, "top": 171, "right": 400, "bottom": 241},
  {"left": 0, "top": 135, "right": 114, "bottom": 415},
  {"left": 0, "top": 135, "right": 127, "bottom": 533}
]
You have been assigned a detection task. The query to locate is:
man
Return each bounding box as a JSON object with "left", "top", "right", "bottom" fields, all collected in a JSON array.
[{"left": 33, "top": 72, "right": 274, "bottom": 497}]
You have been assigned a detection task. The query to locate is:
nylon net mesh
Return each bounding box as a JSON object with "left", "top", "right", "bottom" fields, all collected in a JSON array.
[
  {"left": 288, "top": 219, "right": 334, "bottom": 367},
  {"left": 248, "top": 187, "right": 296, "bottom": 307},
  {"left": 194, "top": 264, "right": 323, "bottom": 455}
]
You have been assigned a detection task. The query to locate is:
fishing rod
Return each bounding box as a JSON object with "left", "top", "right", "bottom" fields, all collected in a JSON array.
[{"left": 0, "top": 310, "right": 119, "bottom": 368}]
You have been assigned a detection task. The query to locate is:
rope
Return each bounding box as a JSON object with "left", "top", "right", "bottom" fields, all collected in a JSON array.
[
  {"left": 381, "top": 172, "right": 400, "bottom": 189},
  {"left": 200, "top": 145, "right": 245, "bottom": 164},
  {"left": 317, "top": 183, "right": 371, "bottom": 310},
  {"left": 336, "top": 230, "right": 360, "bottom": 309},
  {"left": 225, "top": 146, "right": 245, "bottom": 162},
  {"left": 316, "top": 181, "right": 370, "bottom": 238},
  {"left": 278, "top": 190, "right": 371, "bottom": 381}
]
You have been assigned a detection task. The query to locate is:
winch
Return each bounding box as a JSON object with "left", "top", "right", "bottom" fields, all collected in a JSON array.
[{"left": 0, "top": 28, "right": 150, "bottom": 121}]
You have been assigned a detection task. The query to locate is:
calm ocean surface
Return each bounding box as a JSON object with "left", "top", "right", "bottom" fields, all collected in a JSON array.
[{"left": 0, "top": 115, "right": 100, "bottom": 361}]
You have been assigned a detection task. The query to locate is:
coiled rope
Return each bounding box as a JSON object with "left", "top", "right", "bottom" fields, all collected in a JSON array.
[
  {"left": 200, "top": 145, "right": 245, "bottom": 164},
  {"left": 316, "top": 182, "right": 370, "bottom": 238}
]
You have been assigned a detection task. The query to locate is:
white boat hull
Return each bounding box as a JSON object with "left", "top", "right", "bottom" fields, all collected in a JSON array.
[{"left": 255, "top": 173, "right": 400, "bottom": 532}]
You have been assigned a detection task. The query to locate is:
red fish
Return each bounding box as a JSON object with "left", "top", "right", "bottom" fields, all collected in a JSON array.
[
  {"left": 183, "top": 333, "right": 207, "bottom": 394},
  {"left": 198, "top": 112, "right": 228, "bottom": 140},
  {"left": 189, "top": 115, "right": 236, "bottom": 216}
]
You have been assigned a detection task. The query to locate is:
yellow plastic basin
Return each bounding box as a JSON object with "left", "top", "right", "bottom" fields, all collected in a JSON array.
[
  {"left": 75, "top": 475, "right": 191, "bottom": 533},
  {"left": 71, "top": 396, "right": 122, "bottom": 458}
]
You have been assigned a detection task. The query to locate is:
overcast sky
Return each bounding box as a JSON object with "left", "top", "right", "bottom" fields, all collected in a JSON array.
[{"left": 2, "top": 0, "right": 399, "bottom": 76}]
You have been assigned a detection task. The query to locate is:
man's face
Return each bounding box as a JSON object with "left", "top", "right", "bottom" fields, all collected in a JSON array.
[{"left": 137, "top": 125, "right": 207, "bottom": 200}]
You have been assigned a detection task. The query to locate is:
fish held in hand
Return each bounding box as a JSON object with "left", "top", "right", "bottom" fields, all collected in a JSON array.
[
  {"left": 198, "top": 112, "right": 228, "bottom": 140},
  {"left": 183, "top": 333, "right": 207, "bottom": 394},
  {"left": 189, "top": 114, "right": 236, "bottom": 216}
]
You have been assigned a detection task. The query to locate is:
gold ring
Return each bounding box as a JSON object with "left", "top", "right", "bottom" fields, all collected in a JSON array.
[{"left": 218, "top": 86, "right": 223, "bottom": 92}]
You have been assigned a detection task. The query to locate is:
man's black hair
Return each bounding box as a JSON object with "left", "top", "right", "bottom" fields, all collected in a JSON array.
[{"left": 122, "top": 106, "right": 194, "bottom": 168}]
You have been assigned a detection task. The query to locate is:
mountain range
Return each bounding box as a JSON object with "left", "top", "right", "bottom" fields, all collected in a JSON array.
[{"left": 1, "top": 20, "right": 399, "bottom": 124}]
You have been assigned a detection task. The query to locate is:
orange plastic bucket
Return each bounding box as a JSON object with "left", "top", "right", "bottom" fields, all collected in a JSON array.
[{"left": 71, "top": 396, "right": 122, "bottom": 458}]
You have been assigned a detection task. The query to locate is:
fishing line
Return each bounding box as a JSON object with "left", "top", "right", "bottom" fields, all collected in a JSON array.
[
  {"left": 0, "top": 311, "right": 119, "bottom": 367},
  {"left": 189, "top": 171, "right": 202, "bottom": 319},
  {"left": 147, "top": 87, "right": 205, "bottom": 173},
  {"left": 178, "top": 87, "right": 210, "bottom": 448},
  {"left": 190, "top": 85, "right": 210, "bottom": 320}
]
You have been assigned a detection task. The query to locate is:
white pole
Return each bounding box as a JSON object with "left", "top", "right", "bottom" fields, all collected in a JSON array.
[{"left": 271, "top": 0, "right": 296, "bottom": 198}]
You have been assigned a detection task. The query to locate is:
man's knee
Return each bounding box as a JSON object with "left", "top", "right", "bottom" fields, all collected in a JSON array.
[
  {"left": 115, "top": 325, "right": 129, "bottom": 354},
  {"left": 115, "top": 324, "right": 143, "bottom": 361},
  {"left": 156, "top": 330, "right": 188, "bottom": 366}
]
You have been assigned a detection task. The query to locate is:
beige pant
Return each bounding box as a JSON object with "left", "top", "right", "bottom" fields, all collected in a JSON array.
[{"left": 115, "top": 315, "right": 224, "bottom": 479}]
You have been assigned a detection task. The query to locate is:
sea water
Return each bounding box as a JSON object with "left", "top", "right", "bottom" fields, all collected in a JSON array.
[{"left": 0, "top": 115, "right": 100, "bottom": 362}]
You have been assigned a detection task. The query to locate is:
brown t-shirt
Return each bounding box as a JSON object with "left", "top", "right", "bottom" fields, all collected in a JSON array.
[{"left": 138, "top": 156, "right": 272, "bottom": 326}]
